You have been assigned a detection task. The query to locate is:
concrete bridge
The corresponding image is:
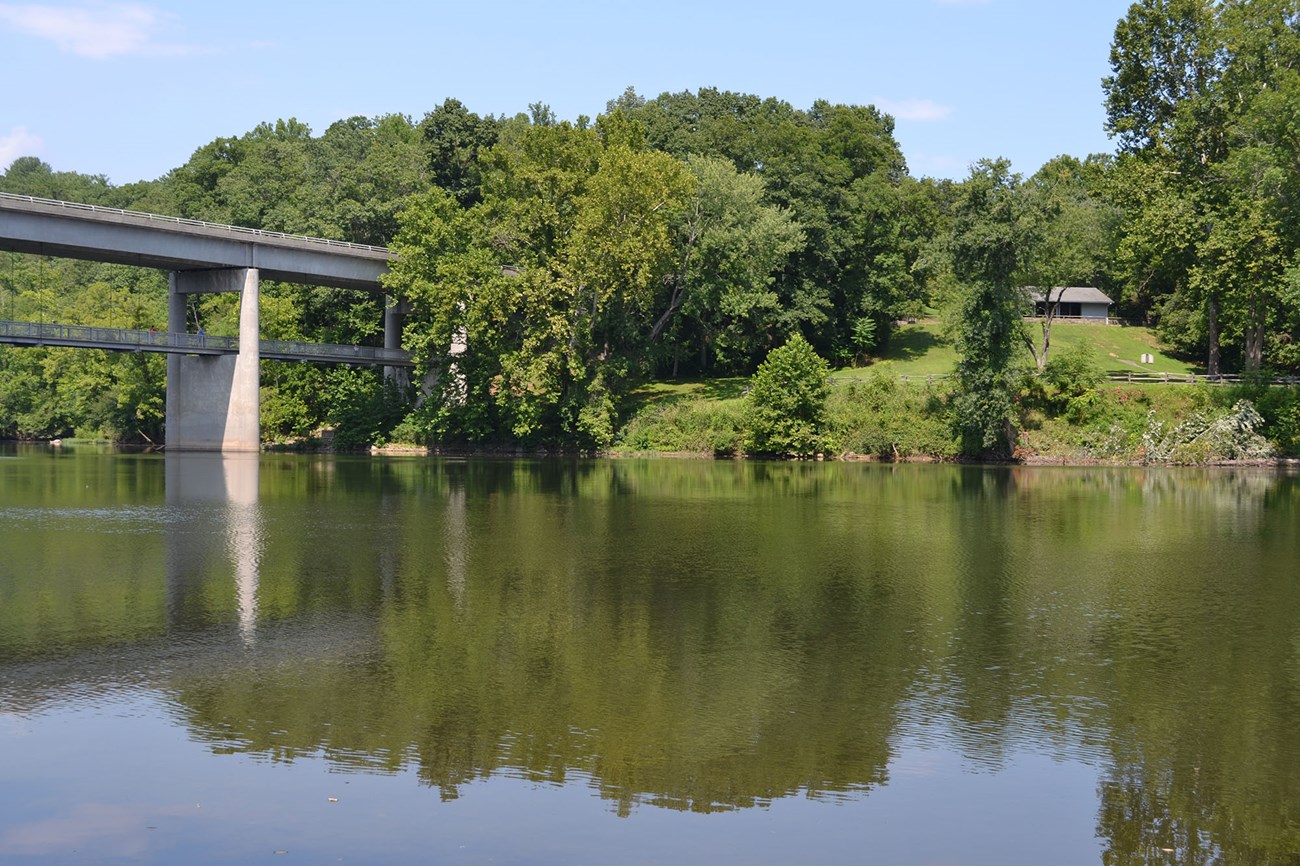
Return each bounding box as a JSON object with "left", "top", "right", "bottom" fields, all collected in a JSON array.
[{"left": 0, "top": 193, "right": 410, "bottom": 451}]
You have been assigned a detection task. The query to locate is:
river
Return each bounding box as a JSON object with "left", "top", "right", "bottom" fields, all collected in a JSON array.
[{"left": 1, "top": 446, "right": 1298, "bottom": 864}]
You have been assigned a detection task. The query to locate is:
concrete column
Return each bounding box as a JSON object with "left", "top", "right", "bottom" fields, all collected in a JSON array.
[
  {"left": 168, "top": 273, "right": 188, "bottom": 332},
  {"left": 165, "top": 268, "right": 260, "bottom": 451},
  {"left": 166, "top": 273, "right": 187, "bottom": 440},
  {"left": 383, "top": 296, "right": 410, "bottom": 389}
]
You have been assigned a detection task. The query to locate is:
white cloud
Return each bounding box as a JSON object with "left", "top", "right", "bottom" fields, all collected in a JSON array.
[
  {"left": 0, "top": 127, "right": 44, "bottom": 168},
  {"left": 0, "top": 2, "right": 198, "bottom": 58},
  {"left": 874, "top": 97, "right": 954, "bottom": 123}
]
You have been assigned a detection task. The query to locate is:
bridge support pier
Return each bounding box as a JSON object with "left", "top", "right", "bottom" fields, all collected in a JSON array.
[
  {"left": 165, "top": 268, "right": 260, "bottom": 451},
  {"left": 383, "top": 297, "right": 410, "bottom": 390}
]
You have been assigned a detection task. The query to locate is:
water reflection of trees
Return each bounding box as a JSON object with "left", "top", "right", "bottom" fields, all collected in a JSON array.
[
  {"left": 175, "top": 463, "right": 935, "bottom": 813},
  {"left": 3, "top": 456, "right": 1299, "bottom": 851}
]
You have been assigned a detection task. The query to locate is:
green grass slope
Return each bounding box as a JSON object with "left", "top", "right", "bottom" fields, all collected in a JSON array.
[{"left": 832, "top": 321, "right": 1199, "bottom": 379}]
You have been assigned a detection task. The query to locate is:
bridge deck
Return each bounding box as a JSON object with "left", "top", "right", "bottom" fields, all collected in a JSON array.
[
  {"left": 0, "top": 192, "right": 393, "bottom": 292},
  {"left": 0, "top": 320, "right": 413, "bottom": 367}
]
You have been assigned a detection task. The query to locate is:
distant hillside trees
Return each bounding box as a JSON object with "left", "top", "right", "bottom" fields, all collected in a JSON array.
[
  {"left": 6, "top": 11, "right": 1300, "bottom": 451},
  {"left": 1105, "top": 0, "right": 1300, "bottom": 374}
]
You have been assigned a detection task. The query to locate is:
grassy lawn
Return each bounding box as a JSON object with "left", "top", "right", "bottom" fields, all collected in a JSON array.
[
  {"left": 626, "top": 377, "right": 748, "bottom": 410},
  {"left": 630, "top": 320, "right": 1199, "bottom": 411},
  {"left": 832, "top": 320, "right": 1201, "bottom": 379}
]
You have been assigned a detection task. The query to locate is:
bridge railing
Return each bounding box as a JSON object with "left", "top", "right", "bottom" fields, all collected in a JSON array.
[
  {"left": 0, "top": 319, "right": 236, "bottom": 351},
  {"left": 0, "top": 191, "right": 392, "bottom": 255},
  {"left": 260, "top": 339, "right": 413, "bottom": 365},
  {"left": 0, "top": 320, "right": 413, "bottom": 367}
]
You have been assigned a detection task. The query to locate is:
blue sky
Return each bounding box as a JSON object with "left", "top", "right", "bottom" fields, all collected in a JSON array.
[{"left": 2, "top": 0, "right": 1135, "bottom": 187}]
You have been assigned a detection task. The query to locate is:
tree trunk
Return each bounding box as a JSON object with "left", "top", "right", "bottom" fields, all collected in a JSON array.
[
  {"left": 1034, "top": 287, "right": 1061, "bottom": 370},
  {"left": 1244, "top": 293, "right": 1265, "bottom": 373},
  {"left": 1207, "top": 294, "right": 1221, "bottom": 376}
]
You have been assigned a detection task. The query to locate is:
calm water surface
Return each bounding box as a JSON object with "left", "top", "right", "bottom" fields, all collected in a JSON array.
[{"left": 1, "top": 447, "right": 1298, "bottom": 864}]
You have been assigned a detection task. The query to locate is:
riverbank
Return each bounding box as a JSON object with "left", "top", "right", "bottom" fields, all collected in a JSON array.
[
  {"left": 601, "top": 376, "right": 1299, "bottom": 464},
  {"left": 13, "top": 375, "right": 1299, "bottom": 467},
  {"left": 366, "top": 376, "right": 1299, "bottom": 467}
]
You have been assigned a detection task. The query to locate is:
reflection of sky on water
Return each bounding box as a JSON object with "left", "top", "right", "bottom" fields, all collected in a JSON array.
[{"left": 0, "top": 689, "right": 1104, "bottom": 866}]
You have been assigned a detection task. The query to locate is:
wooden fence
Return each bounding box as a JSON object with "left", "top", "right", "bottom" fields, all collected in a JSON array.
[{"left": 832, "top": 371, "right": 1300, "bottom": 386}]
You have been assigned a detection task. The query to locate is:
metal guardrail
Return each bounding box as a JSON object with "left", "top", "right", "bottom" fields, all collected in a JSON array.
[
  {"left": 0, "top": 320, "right": 412, "bottom": 367},
  {"left": 0, "top": 319, "right": 234, "bottom": 352},
  {"left": 0, "top": 191, "right": 392, "bottom": 255},
  {"left": 260, "top": 338, "right": 411, "bottom": 365}
]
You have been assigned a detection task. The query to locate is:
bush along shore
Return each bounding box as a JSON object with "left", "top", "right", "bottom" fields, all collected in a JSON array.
[
  {"left": 606, "top": 379, "right": 1298, "bottom": 465},
  {"left": 369, "top": 339, "right": 1300, "bottom": 465}
]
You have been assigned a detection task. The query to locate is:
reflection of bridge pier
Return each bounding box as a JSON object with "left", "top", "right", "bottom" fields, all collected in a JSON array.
[
  {"left": 445, "top": 485, "right": 468, "bottom": 606},
  {"left": 165, "top": 454, "right": 262, "bottom": 644}
]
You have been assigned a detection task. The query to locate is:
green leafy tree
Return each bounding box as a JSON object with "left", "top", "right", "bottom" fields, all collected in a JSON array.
[
  {"left": 420, "top": 98, "right": 501, "bottom": 207},
  {"left": 743, "top": 334, "right": 831, "bottom": 456},
  {"left": 948, "top": 159, "right": 1030, "bottom": 458},
  {"left": 622, "top": 89, "right": 928, "bottom": 363},
  {"left": 0, "top": 156, "right": 117, "bottom": 204},
  {"left": 660, "top": 154, "right": 804, "bottom": 374},
  {"left": 1104, "top": 0, "right": 1300, "bottom": 374},
  {"left": 387, "top": 114, "right": 694, "bottom": 448},
  {"left": 1019, "top": 155, "right": 1117, "bottom": 369}
]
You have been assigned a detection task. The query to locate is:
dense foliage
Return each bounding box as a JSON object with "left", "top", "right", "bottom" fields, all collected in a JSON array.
[
  {"left": 4, "top": 3, "right": 1300, "bottom": 454},
  {"left": 1104, "top": 0, "right": 1300, "bottom": 374},
  {"left": 742, "top": 335, "right": 832, "bottom": 457}
]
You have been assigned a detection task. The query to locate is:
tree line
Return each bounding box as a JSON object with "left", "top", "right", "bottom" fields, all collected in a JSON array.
[{"left": 2, "top": 0, "right": 1300, "bottom": 452}]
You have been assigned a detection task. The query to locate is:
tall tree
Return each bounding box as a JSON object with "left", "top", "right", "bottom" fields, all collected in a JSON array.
[
  {"left": 660, "top": 155, "right": 804, "bottom": 374},
  {"left": 1104, "top": 0, "right": 1227, "bottom": 371},
  {"left": 948, "top": 159, "right": 1030, "bottom": 457},
  {"left": 1019, "top": 155, "right": 1116, "bottom": 369},
  {"left": 420, "top": 99, "right": 501, "bottom": 207},
  {"left": 1104, "top": 0, "right": 1300, "bottom": 374},
  {"left": 621, "top": 89, "right": 927, "bottom": 363},
  {"left": 386, "top": 113, "right": 695, "bottom": 447}
]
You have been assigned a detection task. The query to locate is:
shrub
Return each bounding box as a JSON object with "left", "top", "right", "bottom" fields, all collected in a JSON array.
[
  {"left": 743, "top": 335, "right": 831, "bottom": 457},
  {"left": 1042, "top": 342, "right": 1104, "bottom": 398},
  {"left": 327, "top": 370, "right": 410, "bottom": 449},
  {"left": 1140, "top": 399, "right": 1274, "bottom": 463},
  {"left": 827, "top": 375, "right": 958, "bottom": 458},
  {"left": 617, "top": 399, "right": 745, "bottom": 454},
  {"left": 1226, "top": 384, "right": 1300, "bottom": 456}
]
